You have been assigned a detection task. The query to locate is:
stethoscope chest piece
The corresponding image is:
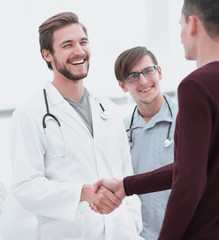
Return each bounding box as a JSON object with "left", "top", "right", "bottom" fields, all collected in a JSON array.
[{"left": 163, "top": 138, "right": 173, "bottom": 148}]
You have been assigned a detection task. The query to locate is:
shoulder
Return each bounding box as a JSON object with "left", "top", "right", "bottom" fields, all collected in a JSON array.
[
  {"left": 123, "top": 114, "right": 132, "bottom": 130},
  {"left": 163, "top": 93, "right": 178, "bottom": 116},
  {"left": 180, "top": 62, "right": 219, "bottom": 89},
  {"left": 12, "top": 89, "right": 45, "bottom": 121}
]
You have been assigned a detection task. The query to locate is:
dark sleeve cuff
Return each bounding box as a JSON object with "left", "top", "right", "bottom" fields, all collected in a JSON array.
[{"left": 123, "top": 163, "right": 173, "bottom": 196}]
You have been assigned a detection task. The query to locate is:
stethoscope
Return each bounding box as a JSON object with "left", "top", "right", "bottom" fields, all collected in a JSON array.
[
  {"left": 42, "top": 89, "right": 109, "bottom": 130},
  {"left": 126, "top": 95, "right": 173, "bottom": 148}
]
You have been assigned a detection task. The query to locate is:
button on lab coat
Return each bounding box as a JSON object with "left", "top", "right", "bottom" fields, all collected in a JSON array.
[{"left": 10, "top": 81, "right": 143, "bottom": 240}]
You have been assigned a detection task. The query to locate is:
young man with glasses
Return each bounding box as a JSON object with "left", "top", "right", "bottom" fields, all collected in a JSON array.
[{"left": 114, "top": 46, "right": 178, "bottom": 240}]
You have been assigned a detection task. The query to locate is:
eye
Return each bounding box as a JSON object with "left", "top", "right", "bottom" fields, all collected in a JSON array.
[
  {"left": 143, "top": 67, "right": 154, "bottom": 75},
  {"left": 63, "top": 44, "right": 72, "bottom": 48},
  {"left": 80, "top": 40, "right": 88, "bottom": 45},
  {"left": 128, "top": 73, "right": 138, "bottom": 80},
  {"left": 145, "top": 68, "right": 153, "bottom": 73}
]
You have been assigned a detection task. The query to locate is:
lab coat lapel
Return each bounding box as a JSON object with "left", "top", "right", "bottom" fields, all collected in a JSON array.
[
  {"left": 45, "top": 81, "right": 91, "bottom": 135},
  {"left": 89, "top": 94, "right": 103, "bottom": 139}
]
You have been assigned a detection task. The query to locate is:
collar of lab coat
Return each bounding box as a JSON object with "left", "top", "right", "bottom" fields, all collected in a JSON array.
[
  {"left": 44, "top": 81, "right": 68, "bottom": 105},
  {"left": 44, "top": 81, "right": 93, "bottom": 134},
  {"left": 44, "top": 81, "right": 106, "bottom": 136},
  {"left": 44, "top": 81, "right": 96, "bottom": 104}
]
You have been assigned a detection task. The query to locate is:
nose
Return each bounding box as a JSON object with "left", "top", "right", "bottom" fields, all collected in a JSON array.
[
  {"left": 139, "top": 72, "right": 148, "bottom": 84},
  {"left": 73, "top": 43, "right": 85, "bottom": 55}
]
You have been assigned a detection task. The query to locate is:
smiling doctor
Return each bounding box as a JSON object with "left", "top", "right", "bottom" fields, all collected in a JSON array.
[{"left": 9, "top": 12, "right": 143, "bottom": 240}]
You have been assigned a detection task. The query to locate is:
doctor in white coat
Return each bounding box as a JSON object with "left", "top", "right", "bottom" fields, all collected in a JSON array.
[{"left": 9, "top": 12, "right": 142, "bottom": 240}]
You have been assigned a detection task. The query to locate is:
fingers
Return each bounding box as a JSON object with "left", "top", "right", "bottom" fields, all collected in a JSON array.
[
  {"left": 93, "top": 178, "right": 117, "bottom": 194},
  {"left": 93, "top": 179, "right": 102, "bottom": 193},
  {"left": 92, "top": 186, "right": 122, "bottom": 214},
  {"left": 89, "top": 203, "right": 103, "bottom": 214},
  {"left": 99, "top": 186, "right": 122, "bottom": 207}
]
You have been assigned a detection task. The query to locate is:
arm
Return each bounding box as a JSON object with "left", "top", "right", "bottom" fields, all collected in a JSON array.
[
  {"left": 10, "top": 108, "right": 79, "bottom": 221},
  {"left": 124, "top": 163, "right": 173, "bottom": 195},
  {"left": 93, "top": 162, "right": 173, "bottom": 199}
]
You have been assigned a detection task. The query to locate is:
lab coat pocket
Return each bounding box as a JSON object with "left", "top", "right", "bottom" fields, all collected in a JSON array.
[{"left": 44, "top": 117, "right": 65, "bottom": 158}]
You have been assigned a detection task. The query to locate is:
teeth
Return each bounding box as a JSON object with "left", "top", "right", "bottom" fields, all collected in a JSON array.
[
  {"left": 70, "top": 59, "right": 85, "bottom": 65},
  {"left": 140, "top": 87, "right": 152, "bottom": 92}
]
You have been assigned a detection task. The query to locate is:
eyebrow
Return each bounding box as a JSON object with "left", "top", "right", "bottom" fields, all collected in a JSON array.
[{"left": 60, "top": 37, "right": 89, "bottom": 46}]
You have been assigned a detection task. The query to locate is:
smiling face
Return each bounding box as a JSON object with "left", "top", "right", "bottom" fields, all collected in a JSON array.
[
  {"left": 119, "top": 54, "right": 163, "bottom": 105},
  {"left": 43, "top": 23, "right": 90, "bottom": 81}
]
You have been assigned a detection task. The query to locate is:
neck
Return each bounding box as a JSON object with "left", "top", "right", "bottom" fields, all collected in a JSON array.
[
  {"left": 196, "top": 32, "right": 219, "bottom": 68},
  {"left": 137, "top": 94, "right": 164, "bottom": 123},
  {"left": 52, "top": 76, "right": 84, "bottom": 102}
]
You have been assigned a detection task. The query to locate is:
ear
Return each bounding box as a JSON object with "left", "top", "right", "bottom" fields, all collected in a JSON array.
[
  {"left": 42, "top": 49, "right": 52, "bottom": 62},
  {"left": 118, "top": 80, "right": 128, "bottom": 93},
  {"left": 157, "top": 66, "right": 162, "bottom": 80},
  {"left": 188, "top": 15, "right": 198, "bottom": 36}
]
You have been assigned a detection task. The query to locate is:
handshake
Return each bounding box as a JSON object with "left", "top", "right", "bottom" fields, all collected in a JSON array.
[{"left": 81, "top": 178, "right": 126, "bottom": 214}]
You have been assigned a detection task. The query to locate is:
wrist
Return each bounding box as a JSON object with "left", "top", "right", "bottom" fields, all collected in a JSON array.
[
  {"left": 80, "top": 184, "right": 93, "bottom": 202},
  {"left": 116, "top": 179, "right": 126, "bottom": 200}
]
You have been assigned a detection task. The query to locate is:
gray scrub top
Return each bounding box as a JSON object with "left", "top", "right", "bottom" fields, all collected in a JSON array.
[{"left": 124, "top": 94, "right": 178, "bottom": 240}]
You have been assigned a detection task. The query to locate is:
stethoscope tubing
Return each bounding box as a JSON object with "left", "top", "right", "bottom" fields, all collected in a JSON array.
[
  {"left": 42, "top": 89, "right": 109, "bottom": 130},
  {"left": 43, "top": 89, "right": 61, "bottom": 129},
  {"left": 127, "top": 95, "right": 173, "bottom": 147}
]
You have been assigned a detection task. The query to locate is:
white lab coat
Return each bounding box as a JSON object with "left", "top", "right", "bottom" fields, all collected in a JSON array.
[
  {"left": 0, "top": 181, "right": 7, "bottom": 240},
  {"left": 10, "top": 81, "right": 143, "bottom": 240},
  {"left": 0, "top": 181, "right": 6, "bottom": 217}
]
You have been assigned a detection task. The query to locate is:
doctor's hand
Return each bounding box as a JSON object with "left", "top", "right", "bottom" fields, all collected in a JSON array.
[
  {"left": 80, "top": 184, "right": 122, "bottom": 214},
  {"left": 90, "top": 178, "right": 126, "bottom": 214}
]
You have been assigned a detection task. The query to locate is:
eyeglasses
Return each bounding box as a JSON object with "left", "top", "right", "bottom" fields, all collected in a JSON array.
[{"left": 126, "top": 65, "right": 158, "bottom": 83}]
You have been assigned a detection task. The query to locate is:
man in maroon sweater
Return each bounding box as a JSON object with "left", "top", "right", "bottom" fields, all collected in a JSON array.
[{"left": 92, "top": 0, "right": 219, "bottom": 239}]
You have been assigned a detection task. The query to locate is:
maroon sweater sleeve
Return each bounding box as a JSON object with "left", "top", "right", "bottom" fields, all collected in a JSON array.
[{"left": 124, "top": 163, "right": 173, "bottom": 196}]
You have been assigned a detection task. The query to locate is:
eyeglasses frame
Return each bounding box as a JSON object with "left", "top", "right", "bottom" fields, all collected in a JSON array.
[{"left": 125, "top": 65, "right": 158, "bottom": 83}]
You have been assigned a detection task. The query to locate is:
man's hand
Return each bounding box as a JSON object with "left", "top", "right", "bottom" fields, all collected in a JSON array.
[
  {"left": 94, "top": 178, "right": 126, "bottom": 200},
  {"left": 80, "top": 184, "right": 122, "bottom": 214},
  {"left": 89, "top": 178, "right": 126, "bottom": 213}
]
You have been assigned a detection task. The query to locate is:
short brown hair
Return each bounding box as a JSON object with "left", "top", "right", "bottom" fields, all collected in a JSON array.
[
  {"left": 39, "top": 12, "right": 88, "bottom": 70},
  {"left": 182, "top": 0, "right": 219, "bottom": 39},
  {"left": 114, "top": 46, "right": 158, "bottom": 82}
]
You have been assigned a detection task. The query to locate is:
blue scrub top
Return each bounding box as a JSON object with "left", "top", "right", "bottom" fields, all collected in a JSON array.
[{"left": 124, "top": 94, "right": 178, "bottom": 240}]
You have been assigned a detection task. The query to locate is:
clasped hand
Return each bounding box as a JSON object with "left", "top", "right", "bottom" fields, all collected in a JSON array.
[{"left": 81, "top": 178, "right": 125, "bottom": 214}]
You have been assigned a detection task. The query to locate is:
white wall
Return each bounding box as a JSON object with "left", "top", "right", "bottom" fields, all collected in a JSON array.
[
  {"left": 0, "top": 0, "right": 196, "bottom": 111},
  {"left": 0, "top": 0, "right": 151, "bottom": 110}
]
